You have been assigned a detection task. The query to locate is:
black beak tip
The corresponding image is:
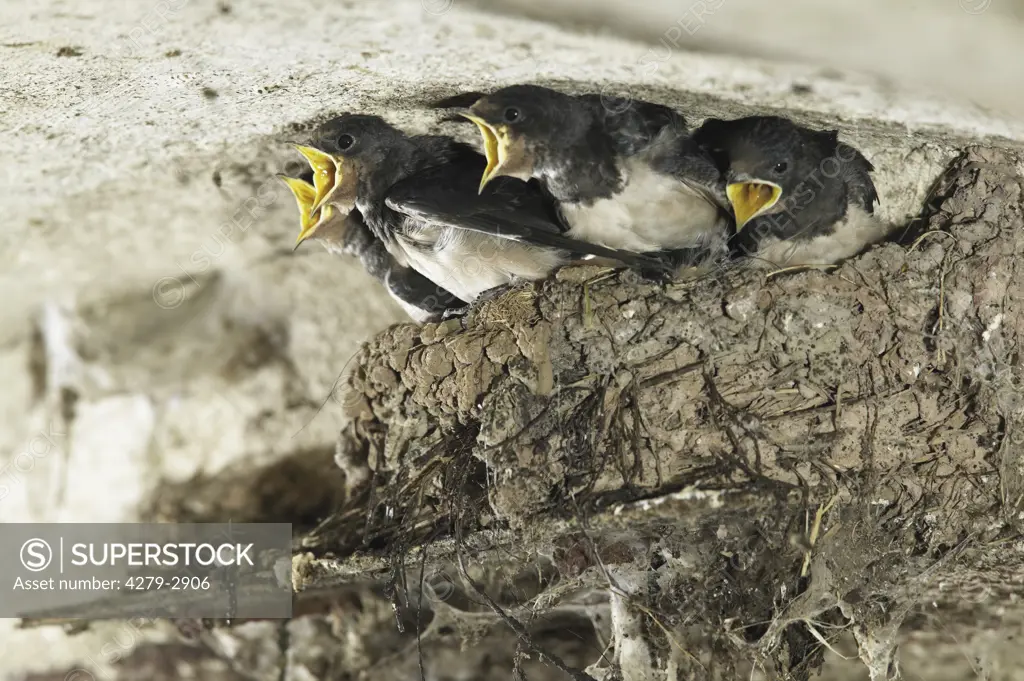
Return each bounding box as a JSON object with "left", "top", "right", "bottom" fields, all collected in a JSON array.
[
  {"left": 430, "top": 91, "right": 486, "bottom": 110},
  {"left": 439, "top": 112, "right": 473, "bottom": 125}
]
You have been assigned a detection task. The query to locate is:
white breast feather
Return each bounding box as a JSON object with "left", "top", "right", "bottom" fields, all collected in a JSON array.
[
  {"left": 561, "top": 159, "right": 722, "bottom": 252},
  {"left": 753, "top": 206, "right": 893, "bottom": 267}
]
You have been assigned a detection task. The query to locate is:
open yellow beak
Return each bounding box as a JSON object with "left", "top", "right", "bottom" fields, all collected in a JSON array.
[
  {"left": 278, "top": 175, "right": 335, "bottom": 249},
  {"left": 726, "top": 181, "right": 783, "bottom": 231},
  {"left": 292, "top": 144, "right": 340, "bottom": 216},
  {"left": 461, "top": 113, "right": 507, "bottom": 194}
]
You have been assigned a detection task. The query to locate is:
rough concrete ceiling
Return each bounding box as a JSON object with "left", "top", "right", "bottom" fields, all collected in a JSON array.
[{"left": 0, "top": 0, "right": 1021, "bottom": 678}]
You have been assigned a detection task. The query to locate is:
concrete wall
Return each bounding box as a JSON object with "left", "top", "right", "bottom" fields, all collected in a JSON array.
[{"left": 0, "top": 0, "right": 1021, "bottom": 677}]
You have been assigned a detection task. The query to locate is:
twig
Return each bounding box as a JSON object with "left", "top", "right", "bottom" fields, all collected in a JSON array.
[
  {"left": 639, "top": 360, "right": 704, "bottom": 388},
  {"left": 454, "top": 516, "right": 598, "bottom": 681},
  {"left": 416, "top": 547, "right": 429, "bottom": 681},
  {"left": 765, "top": 264, "right": 838, "bottom": 280},
  {"left": 909, "top": 230, "right": 960, "bottom": 365},
  {"left": 800, "top": 493, "right": 839, "bottom": 578},
  {"left": 569, "top": 497, "right": 707, "bottom": 672}
]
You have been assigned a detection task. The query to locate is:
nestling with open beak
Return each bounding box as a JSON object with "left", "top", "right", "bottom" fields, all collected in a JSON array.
[
  {"left": 454, "top": 85, "right": 730, "bottom": 267},
  {"left": 691, "top": 116, "right": 885, "bottom": 268},
  {"left": 291, "top": 113, "right": 671, "bottom": 305},
  {"left": 278, "top": 169, "right": 464, "bottom": 322}
]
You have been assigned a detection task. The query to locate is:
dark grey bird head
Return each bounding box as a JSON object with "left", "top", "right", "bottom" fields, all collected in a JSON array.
[
  {"left": 461, "top": 85, "right": 592, "bottom": 192},
  {"left": 298, "top": 114, "right": 425, "bottom": 223},
  {"left": 279, "top": 115, "right": 431, "bottom": 248},
  {"left": 696, "top": 116, "right": 854, "bottom": 232}
]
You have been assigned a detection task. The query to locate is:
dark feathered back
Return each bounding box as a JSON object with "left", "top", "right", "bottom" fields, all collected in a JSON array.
[{"left": 580, "top": 95, "right": 688, "bottom": 157}]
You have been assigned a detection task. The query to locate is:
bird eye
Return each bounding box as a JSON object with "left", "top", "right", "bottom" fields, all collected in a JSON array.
[
  {"left": 773, "top": 161, "right": 788, "bottom": 174},
  {"left": 337, "top": 134, "right": 355, "bottom": 151},
  {"left": 503, "top": 107, "right": 521, "bottom": 123}
]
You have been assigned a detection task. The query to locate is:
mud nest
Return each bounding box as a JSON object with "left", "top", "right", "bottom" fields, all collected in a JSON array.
[{"left": 293, "top": 147, "right": 1024, "bottom": 681}]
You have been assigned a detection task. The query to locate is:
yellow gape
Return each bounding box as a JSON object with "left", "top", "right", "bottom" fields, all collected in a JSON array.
[
  {"left": 726, "top": 181, "right": 782, "bottom": 230},
  {"left": 461, "top": 113, "right": 512, "bottom": 193},
  {"left": 292, "top": 144, "right": 340, "bottom": 215},
  {"left": 277, "top": 175, "right": 334, "bottom": 248}
]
